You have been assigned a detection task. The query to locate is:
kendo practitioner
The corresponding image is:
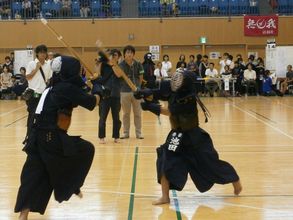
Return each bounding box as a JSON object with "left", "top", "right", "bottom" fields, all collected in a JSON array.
[
  {"left": 142, "top": 52, "right": 156, "bottom": 89},
  {"left": 15, "top": 56, "right": 109, "bottom": 220},
  {"left": 134, "top": 70, "right": 242, "bottom": 205}
]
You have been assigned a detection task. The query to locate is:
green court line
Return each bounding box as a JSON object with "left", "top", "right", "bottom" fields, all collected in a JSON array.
[
  {"left": 127, "top": 146, "right": 139, "bottom": 220},
  {"left": 172, "top": 190, "right": 182, "bottom": 220}
]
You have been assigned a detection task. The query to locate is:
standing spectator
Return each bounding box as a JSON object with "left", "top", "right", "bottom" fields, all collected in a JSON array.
[
  {"left": 119, "top": 45, "right": 144, "bottom": 139},
  {"left": 205, "top": 62, "right": 219, "bottom": 97},
  {"left": 32, "top": 0, "right": 41, "bottom": 18},
  {"left": 280, "top": 65, "right": 293, "bottom": 95},
  {"left": 219, "top": 52, "right": 231, "bottom": 74},
  {"left": 2, "top": 56, "right": 12, "bottom": 70},
  {"left": 161, "top": 54, "right": 172, "bottom": 76},
  {"left": 80, "top": 0, "right": 90, "bottom": 17},
  {"left": 176, "top": 54, "right": 187, "bottom": 69},
  {"left": 187, "top": 55, "right": 196, "bottom": 73},
  {"left": 60, "top": 0, "right": 72, "bottom": 17},
  {"left": 243, "top": 63, "right": 257, "bottom": 95},
  {"left": 195, "top": 54, "right": 202, "bottom": 72},
  {"left": 199, "top": 55, "right": 209, "bottom": 78},
  {"left": 21, "top": 0, "right": 32, "bottom": 18},
  {"left": 142, "top": 52, "right": 156, "bottom": 88},
  {"left": 232, "top": 62, "right": 244, "bottom": 96},
  {"left": 154, "top": 62, "right": 168, "bottom": 80},
  {"left": 23, "top": 45, "right": 52, "bottom": 144},
  {"left": 228, "top": 54, "right": 235, "bottom": 70},
  {"left": 255, "top": 61, "right": 265, "bottom": 94},
  {"left": 94, "top": 49, "right": 123, "bottom": 144}
]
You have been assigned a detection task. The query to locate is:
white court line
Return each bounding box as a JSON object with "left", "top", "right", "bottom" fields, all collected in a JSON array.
[
  {"left": 112, "top": 138, "right": 132, "bottom": 209},
  {"left": 260, "top": 96, "right": 293, "bottom": 109},
  {"left": 221, "top": 201, "right": 293, "bottom": 215},
  {"left": 84, "top": 189, "right": 293, "bottom": 215},
  {"left": 231, "top": 103, "right": 293, "bottom": 141},
  {"left": 0, "top": 105, "right": 26, "bottom": 117}
]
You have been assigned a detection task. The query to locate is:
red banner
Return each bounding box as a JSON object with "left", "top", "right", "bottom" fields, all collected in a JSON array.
[{"left": 244, "top": 15, "right": 278, "bottom": 36}]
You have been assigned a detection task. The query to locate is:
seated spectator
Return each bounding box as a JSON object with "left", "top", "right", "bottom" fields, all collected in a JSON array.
[
  {"left": 280, "top": 65, "right": 293, "bottom": 95},
  {"left": 154, "top": 62, "right": 168, "bottom": 80},
  {"left": 80, "top": 0, "right": 90, "bottom": 17},
  {"left": 12, "top": 67, "right": 28, "bottom": 98},
  {"left": 243, "top": 63, "right": 258, "bottom": 95},
  {"left": 0, "top": 1, "right": 11, "bottom": 19},
  {"left": 221, "top": 65, "right": 232, "bottom": 96},
  {"left": 60, "top": 0, "right": 72, "bottom": 17},
  {"left": 262, "top": 70, "right": 275, "bottom": 96},
  {"left": 0, "top": 66, "right": 13, "bottom": 99},
  {"left": 205, "top": 62, "right": 220, "bottom": 97}
]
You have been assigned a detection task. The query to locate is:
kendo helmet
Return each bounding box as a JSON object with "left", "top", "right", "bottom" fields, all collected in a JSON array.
[
  {"left": 170, "top": 69, "right": 196, "bottom": 93},
  {"left": 51, "top": 56, "right": 85, "bottom": 88}
]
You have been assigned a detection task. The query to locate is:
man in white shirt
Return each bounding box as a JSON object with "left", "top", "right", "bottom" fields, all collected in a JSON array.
[
  {"left": 205, "top": 62, "right": 220, "bottom": 97},
  {"left": 24, "top": 44, "right": 52, "bottom": 143},
  {"left": 243, "top": 63, "right": 257, "bottom": 95}
]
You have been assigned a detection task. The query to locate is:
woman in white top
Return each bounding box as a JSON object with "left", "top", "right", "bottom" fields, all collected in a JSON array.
[
  {"left": 219, "top": 52, "right": 232, "bottom": 74},
  {"left": 154, "top": 62, "right": 168, "bottom": 80},
  {"left": 161, "top": 54, "right": 172, "bottom": 76}
]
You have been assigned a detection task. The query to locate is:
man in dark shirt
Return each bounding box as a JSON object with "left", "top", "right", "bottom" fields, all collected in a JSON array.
[
  {"left": 94, "top": 49, "right": 122, "bottom": 143},
  {"left": 119, "top": 45, "right": 144, "bottom": 139}
]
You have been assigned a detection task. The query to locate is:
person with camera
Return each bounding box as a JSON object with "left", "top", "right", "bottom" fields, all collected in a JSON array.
[
  {"left": 23, "top": 45, "right": 52, "bottom": 144},
  {"left": 92, "top": 49, "right": 123, "bottom": 144}
]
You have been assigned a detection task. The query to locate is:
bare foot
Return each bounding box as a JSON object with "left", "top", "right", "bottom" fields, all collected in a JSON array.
[
  {"left": 77, "top": 191, "right": 83, "bottom": 199},
  {"left": 114, "top": 138, "right": 120, "bottom": 143},
  {"left": 19, "top": 209, "right": 29, "bottom": 220},
  {"left": 152, "top": 197, "right": 170, "bottom": 205},
  {"left": 233, "top": 180, "right": 242, "bottom": 195},
  {"left": 99, "top": 138, "right": 106, "bottom": 144}
]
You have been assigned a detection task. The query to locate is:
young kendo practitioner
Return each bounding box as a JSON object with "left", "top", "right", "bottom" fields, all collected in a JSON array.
[
  {"left": 14, "top": 55, "right": 117, "bottom": 220},
  {"left": 134, "top": 70, "right": 242, "bottom": 205}
]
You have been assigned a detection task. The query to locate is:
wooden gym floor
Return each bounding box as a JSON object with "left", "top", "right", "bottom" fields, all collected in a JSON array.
[{"left": 1, "top": 96, "right": 293, "bottom": 220}]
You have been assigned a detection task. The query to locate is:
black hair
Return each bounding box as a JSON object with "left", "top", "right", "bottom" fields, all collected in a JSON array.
[
  {"left": 163, "top": 54, "right": 169, "bottom": 60},
  {"left": 5, "top": 56, "right": 10, "bottom": 60},
  {"left": 123, "top": 45, "right": 135, "bottom": 56},
  {"left": 110, "top": 49, "right": 122, "bottom": 57},
  {"left": 20, "top": 67, "right": 26, "bottom": 72},
  {"left": 35, "top": 44, "right": 48, "bottom": 56},
  {"left": 203, "top": 55, "right": 208, "bottom": 59},
  {"left": 196, "top": 54, "right": 202, "bottom": 60},
  {"left": 189, "top": 55, "right": 195, "bottom": 59},
  {"left": 210, "top": 62, "right": 215, "bottom": 66}
]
